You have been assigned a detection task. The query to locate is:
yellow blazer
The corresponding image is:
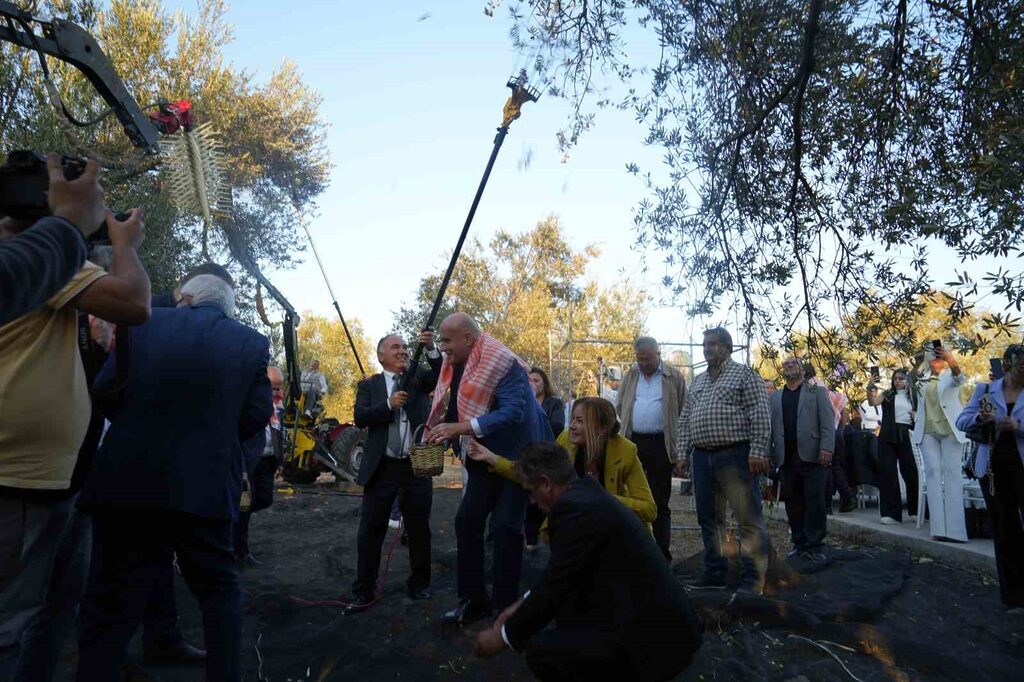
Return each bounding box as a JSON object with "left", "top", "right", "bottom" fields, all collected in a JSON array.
[{"left": 490, "top": 431, "right": 657, "bottom": 528}]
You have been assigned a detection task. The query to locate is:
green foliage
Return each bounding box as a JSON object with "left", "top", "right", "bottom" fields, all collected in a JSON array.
[
  {"left": 294, "top": 312, "right": 376, "bottom": 423},
  {"left": 502, "top": 0, "right": 1024, "bottom": 353},
  {"left": 755, "top": 291, "right": 1022, "bottom": 403},
  {"left": 394, "top": 215, "right": 649, "bottom": 396},
  {"left": 0, "top": 0, "right": 329, "bottom": 323}
]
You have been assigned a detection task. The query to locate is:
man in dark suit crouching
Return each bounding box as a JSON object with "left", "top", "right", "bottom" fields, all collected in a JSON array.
[
  {"left": 345, "top": 330, "right": 442, "bottom": 613},
  {"left": 76, "top": 274, "right": 272, "bottom": 682},
  {"left": 474, "top": 441, "right": 703, "bottom": 681}
]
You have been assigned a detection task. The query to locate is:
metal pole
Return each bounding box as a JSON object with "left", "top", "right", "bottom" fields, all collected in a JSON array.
[
  {"left": 567, "top": 301, "right": 574, "bottom": 398},
  {"left": 400, "top": 125, "right": 510, "bottom": 390},
  {"left": 301, "top": 221, "right": 367, "bottom": 378}
]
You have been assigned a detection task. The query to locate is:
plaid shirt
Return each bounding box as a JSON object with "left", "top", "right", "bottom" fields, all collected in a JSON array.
[{"left": 678, "top": 359, "right": 771, "bottom": 458}]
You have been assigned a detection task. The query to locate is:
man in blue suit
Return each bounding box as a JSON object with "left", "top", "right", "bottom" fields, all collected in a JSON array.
[
  {"left": 76, "top": 273, "right": 272, "bottom": 682},
  {"left": 426, "top": 313, "right": 553, "bottom": 627}
]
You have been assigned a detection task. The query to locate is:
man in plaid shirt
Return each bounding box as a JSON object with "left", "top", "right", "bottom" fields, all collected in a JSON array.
[{"left": 677, "top": 327, "right": 771, "bottom": 593}]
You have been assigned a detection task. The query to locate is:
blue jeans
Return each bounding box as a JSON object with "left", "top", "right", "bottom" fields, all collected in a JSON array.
[
  {"left": 456, "top": 459, "right": 528, "bottom": 610},
  {"left": 15, "top": 499, "right": 91, "bottom": 682},
  {"left": 77, "top": 510, "right": 239, "bottom": 682},
  {"left": 0, "top": 495, "right": 76, "bottom": 681},
  {"left": 691, "top": 444, "right": 769, "bottom": 587}
]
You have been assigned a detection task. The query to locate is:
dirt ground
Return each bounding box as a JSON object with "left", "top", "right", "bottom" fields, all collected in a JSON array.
[{"left": 55, "top": 474, "right": 1024, "bottom": 681}]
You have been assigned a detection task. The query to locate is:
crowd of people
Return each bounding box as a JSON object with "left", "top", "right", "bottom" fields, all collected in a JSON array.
[{"left": 2, "top": 155, "right": 1022, "bottom": 682}]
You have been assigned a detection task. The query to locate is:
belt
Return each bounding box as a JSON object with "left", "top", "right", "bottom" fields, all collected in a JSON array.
[
  {"left": 631, "top": 432, "right": 664, "bottom": 440},
  {"left": 695, "top": 441, "right": 749, "bottom": 453}
]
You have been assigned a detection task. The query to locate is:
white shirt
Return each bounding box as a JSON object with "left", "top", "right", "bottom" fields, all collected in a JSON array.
[
  {"left": 301, "top": 370, "right": 328, "bottom": 395},
  {"left": 860, "top": 400, "right": 882, "bottom": 431},
  {"left": 383, "top": 369, "right": 411, "bottom": 456},
  {"left": 894, "top": 392, "right": 913, "bottom": 425},
  {"left": 630, "top": 364, "right": 665, "bottom": 434}
]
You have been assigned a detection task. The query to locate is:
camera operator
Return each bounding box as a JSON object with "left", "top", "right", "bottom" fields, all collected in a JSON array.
[
  {"left": 0, "top": 153, "right": 151, "bottom": 676},
  {"left": 0, "top": 154, "right": 109, "bottom": 325}
]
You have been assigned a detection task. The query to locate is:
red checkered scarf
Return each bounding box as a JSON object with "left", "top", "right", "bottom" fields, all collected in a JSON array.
[{"left": 426, "top": 333, "right": 529, "bottom": 429}]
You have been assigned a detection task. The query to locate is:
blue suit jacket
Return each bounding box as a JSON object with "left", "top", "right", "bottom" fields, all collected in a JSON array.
[
  {"left": 80, "top": 304, "right": 272, "bottom": 521},
  {"left": 957, "top": 379, "right": 1024, "bottom": 476},
  {"left": 473, "top": 363, "right": 553, "bottom": 461}
]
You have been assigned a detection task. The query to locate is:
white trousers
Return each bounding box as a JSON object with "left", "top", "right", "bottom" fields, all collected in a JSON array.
[{"left": 919, "top": 433, "right": 968, "bottom": 541}]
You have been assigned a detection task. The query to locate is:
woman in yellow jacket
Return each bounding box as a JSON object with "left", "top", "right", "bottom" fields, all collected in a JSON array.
[{"left": 467, "top": 397, "right": 657, "bottom": 528}]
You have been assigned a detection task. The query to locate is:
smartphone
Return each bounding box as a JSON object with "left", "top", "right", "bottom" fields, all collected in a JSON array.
[
  {"left": 990, "top": 358, "right": 1005, "bottom": 380},
  {"left": 870, "top": 366, "right": 880, "bottom": 379},
  {"left": 932, "top": 339, "right": 942, "bottom": 350}
]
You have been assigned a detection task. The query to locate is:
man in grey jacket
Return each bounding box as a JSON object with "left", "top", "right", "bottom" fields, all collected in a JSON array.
[
  {"left": 617, "top": 337, "right": 687, "bottom": 561},
  {"left": 769, "top": 357, "right": 836, "bottom": 561}
]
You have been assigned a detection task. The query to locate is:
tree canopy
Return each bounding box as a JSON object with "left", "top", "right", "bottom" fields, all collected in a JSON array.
[
  {"left": 1, "top": 0, "right": 329, "bottom": 312},
  {"left": 295, "top": 312, "right": 375, "bottom": 423},
  {"left": 755, "top": 290, "right": 1022, "bottom": 403},
  {"left": 499, "top": 0, "right": 1023, "bottom": 358},
  {"left": 394, "top": 216, "right": 648, "bottom": 397}
]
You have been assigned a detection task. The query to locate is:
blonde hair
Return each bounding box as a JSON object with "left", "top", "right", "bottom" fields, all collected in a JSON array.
[{"left": 571, "top": 398, "right": 619, "bottom": 466}]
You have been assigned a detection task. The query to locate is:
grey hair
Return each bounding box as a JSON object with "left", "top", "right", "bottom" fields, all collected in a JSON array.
[
  {"left": 633, "top": 336, "right": 659, "bottom": 352},
  {"left": 179, "top": 274, "right": 236, "bottom": 318}
]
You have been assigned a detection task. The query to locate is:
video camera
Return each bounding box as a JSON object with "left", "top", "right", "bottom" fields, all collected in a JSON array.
[{"left": 0, "top": 150, "right": 125, "bottom": 243}]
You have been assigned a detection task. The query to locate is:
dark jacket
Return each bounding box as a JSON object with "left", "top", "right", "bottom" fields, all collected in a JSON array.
[
  {"left": 768, "top": 382, "right": 837, "bottom": 468},
  {"left": 541, "top": 395, "right": 566, "bottom": 436},
  {"left": 80, "top": 304, "right": 273, "bottom": 521},
  {"left": 504, "top": 476, "right": 702, "bottom": 679},
  {"left": 353, "top": 356, "right": 442, "bottom": 486},
  {"left": 0, "top": 217, "right": 86, "bottom": 326}
]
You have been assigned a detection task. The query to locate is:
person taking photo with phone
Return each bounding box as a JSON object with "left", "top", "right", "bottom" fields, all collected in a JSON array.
[
  {"left": 912, "top": 342, "right": 968, "bottom": 542},
  {"left": 957, "top": 345, "right": 1024, "bottom": 614}
]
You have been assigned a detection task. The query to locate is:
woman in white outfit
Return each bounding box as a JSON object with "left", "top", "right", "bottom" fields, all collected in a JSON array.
[{"left": 912, "top": 344, "right": 968, "bottom": 542}]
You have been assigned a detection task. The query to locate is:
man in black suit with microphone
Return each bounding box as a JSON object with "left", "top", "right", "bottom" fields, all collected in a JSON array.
[{"left": 346, "top": 330, "right": 442, "bottom": 614}]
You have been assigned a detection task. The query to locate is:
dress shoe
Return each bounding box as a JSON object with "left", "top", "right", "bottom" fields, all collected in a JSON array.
[
  {"left": 690, "top": 574, "right": 727, "bottom": 588},
  {"left": 343, "top": 594, "right": 375, "bottom": 616},
  {"left": 441, "top": 600, "right": 492, "bottom": 627},
  {"left": 142, "top": 639, "right": 206, "bottom": 665},
  {"left": 407, "top": 587, "right": 432, "bottom": 601},
  {"left": 235, "top": 552, "right": 262, "bottom": 567}
]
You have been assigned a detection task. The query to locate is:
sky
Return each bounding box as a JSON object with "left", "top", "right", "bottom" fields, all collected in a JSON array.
[
  {"left": 156, "top": 0, "right": 697, "bottom": 347},
  {"left": 159, "top": 0, "right": 1011, "bottom": 361}
]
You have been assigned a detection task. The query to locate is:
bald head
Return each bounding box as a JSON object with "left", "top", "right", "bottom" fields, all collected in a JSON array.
[
  {"left": 441, "top": 313, "right": 481, "bottom": 337},
  {"left": 267, "top": 366, "right": 284, "bottom": 403},
  {"left": 438, "top": 313, "right": 481, "bottom": 365}
]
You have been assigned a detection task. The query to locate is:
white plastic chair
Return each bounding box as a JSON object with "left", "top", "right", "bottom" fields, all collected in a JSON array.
[{"left": 910, "top": 440, "right": 928, "bottom": 528}]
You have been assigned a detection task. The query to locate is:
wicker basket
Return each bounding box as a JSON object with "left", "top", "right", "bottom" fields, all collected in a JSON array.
[{"left": 410, "top": 424, "right": 445, "bottom": 477}]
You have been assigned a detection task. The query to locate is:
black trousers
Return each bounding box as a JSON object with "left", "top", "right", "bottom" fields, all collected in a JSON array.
[
  {"left": 830, "top": 433, "right": 854, "bottom": 507},
  {"left": 524, "top": 503, "right": 545, "bottom": 547},
  {"left": 782, "top": 459, "right": 830, "bottom": 552},
  {"left": 232, "top": 456, "right": 277, "bottom": 559},
  {"left": 981, "top": 458, "right": 1024, "bottom": 608},
  {"left": 456, "top": 459, "right": 528, "bottom": 610},
  {"left": 634, "top": 433, "right": 673, "bottom": 561},
  {"left": 524, "top": 627, "right": 691, "bottom": 682},
  {"left": 353, "top": 457, "right": 432, "bottom": 599},
  {"left": 78, "top": 510, "right": 240, "bottom": 682},
  {"left": 878, "top": 427, "right": 919, "bottom": 522}
]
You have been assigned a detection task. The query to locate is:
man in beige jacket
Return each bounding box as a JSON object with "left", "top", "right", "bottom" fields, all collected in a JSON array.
[{"left": 616, "top": 337, "right": 687, "bottom": 561}]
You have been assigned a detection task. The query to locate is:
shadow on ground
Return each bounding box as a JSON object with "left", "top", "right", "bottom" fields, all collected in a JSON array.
[{"left": 54, "top": 486, "right": 1023, "bottom": 681}]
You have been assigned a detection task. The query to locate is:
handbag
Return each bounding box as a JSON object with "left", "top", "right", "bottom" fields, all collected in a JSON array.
[{"left": 963, "top": 385, "right": 994, "bottom": 480}]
